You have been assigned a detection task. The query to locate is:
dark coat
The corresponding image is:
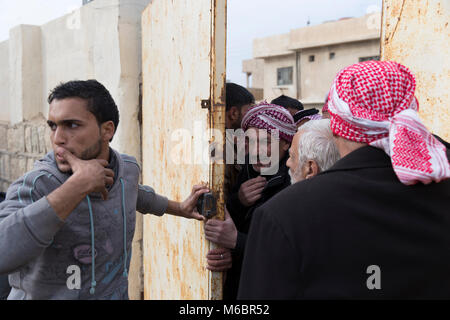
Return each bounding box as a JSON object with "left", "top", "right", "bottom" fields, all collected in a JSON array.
[
  {"left": 224, "top": 154, "right": 291, "bottom": 300},
  {"left": 238, "top": 145, "right": 450, "bottom": 299},
  {"left": 0, "top": 192, "right": 9, "bottom": 300}
]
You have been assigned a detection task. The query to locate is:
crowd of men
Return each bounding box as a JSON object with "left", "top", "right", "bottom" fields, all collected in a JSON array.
[
  {"left": 0, "top": 60, "right": 449, "bottom": 299},
  {"left": 207, "top": 60, "right": 450, "bottom": 300}
]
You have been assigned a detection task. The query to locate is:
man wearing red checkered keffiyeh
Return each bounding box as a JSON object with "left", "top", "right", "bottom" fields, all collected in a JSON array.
[
  {"left": 241, "top": 101, "right": 297, "bottom": 143},
  {"left": 205, "top": 102, "right": 295, "bottom": 300},
  {"left": 326, "top": 60, "right": 450, "bottom": 185},
  {"left": 238, "top": 61, "right": 450, "bottom": 300}
]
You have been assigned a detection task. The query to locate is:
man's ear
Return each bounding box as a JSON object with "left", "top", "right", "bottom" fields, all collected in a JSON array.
[
  {"left": 101, "top": 121, "right": 115, "bottom": 142},
  {"left": 305, "top": 160, "right": 320, "bottom": 179}
]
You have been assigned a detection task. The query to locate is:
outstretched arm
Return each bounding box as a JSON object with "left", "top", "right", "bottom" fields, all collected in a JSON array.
[{"left": 137, "top": 184, "right": 209, "bottom": 221}]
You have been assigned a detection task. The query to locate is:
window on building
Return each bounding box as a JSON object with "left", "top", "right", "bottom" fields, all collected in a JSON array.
[
  {"left": 277, "top": 67, "right": 293, "bottom": 86},
  {"left": 329, "top": 52, "right": 335, "bottom": 60},
  {"left": 309, "top": 55, "right": 315, "bottom": 62},
  {"left": 246, "top": 73, "right": 253, "bottom": 88},
  {"left": 359, "top": 56, "right": 380, "bottom": 62}
]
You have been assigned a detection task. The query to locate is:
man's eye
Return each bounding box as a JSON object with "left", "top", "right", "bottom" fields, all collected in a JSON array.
[
  {"left": 48, "top": 123, "right": 56, "bottom": 131},
  {"left": 69, "top": 123, "right": 79, "bottom": 128}
]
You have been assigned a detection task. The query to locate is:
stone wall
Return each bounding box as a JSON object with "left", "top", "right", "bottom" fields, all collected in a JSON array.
[{"left": 0, "top": 115, "right": 51, "bottom": 192}]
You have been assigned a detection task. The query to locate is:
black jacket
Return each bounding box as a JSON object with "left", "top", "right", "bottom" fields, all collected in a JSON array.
[
  {"left": 224, "top": 154, "right": 291, "bottom": 300},
  {"left": 238, "top": 145, "right": 450, "bottom": 299}
]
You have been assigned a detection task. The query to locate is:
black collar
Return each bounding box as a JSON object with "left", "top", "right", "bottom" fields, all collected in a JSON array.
[{"left": 322, "top": 146, "right": 391, "bottom": 174}]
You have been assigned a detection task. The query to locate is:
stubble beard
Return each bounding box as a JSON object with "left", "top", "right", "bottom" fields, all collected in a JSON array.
[
  {"left": 80, "top": 138, "right": 103, "bottom": 160},
  {"left": 288, "top": 167, "right": 302, "bottom": 184}
]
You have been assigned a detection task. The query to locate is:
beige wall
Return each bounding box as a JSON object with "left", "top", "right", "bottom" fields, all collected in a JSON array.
[
  {"left": 8, "top": 25, "right": 43, "bottom": 125},
  {"left": 242, "top": 58, "right": 264, "bottom": 89},
  {"left": 257, "top": 39, "right": 380, "bottom": 105},
  {"left": 262, "top": 54, "right": 297, "bottom": 102},
  {"left": 0, "top": 41, "right": 9, "bottom": 122},
  {"left": 253, "top": 33, "right": 291, "bottom": 58},
  {"left": 245, "top": 14, "right": 381, "bottom": 107},
  {"left": 40, "top": 12, "right": 95, "bottom": 118},
  {"left": 300, "top": 39, "right": 380, "bottom": 104},
  {"left": 289, "top": 13, "right": 381, "bottom": 50}
]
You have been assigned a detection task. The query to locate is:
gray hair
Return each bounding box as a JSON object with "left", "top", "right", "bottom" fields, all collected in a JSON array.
[{"left": 297, "top": 119, "right": 340, "bottom": 172}]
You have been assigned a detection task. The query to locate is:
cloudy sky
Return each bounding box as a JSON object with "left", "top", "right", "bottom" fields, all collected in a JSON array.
[{"left": 0, "top": 0, "right": 381, "bottom": 86}]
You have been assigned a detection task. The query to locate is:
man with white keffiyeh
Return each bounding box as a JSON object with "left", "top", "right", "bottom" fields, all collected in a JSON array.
[{"left": 238, "top": 61, "right": 450, "bottom": 299}]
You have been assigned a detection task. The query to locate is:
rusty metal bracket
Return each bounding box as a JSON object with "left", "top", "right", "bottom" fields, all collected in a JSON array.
[{"left": 201, "top": 99, "right": 211, "bottom": 109}]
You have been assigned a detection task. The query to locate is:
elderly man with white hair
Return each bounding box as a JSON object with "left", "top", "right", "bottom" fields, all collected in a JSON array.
[{"left": 287, "top": 119, "right": 340, "bottom": 184}]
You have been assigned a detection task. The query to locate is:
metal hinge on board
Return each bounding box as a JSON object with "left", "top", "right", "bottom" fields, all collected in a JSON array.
[{"left": 201, "top": 99, "right": 211, "bottom": 109}]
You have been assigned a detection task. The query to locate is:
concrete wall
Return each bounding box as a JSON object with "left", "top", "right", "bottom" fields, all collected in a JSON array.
[
  {"left": 245, "top": 14, "right": 381, "bottom": 107},
  {"left": 0, "top": 41, "right": 9, "bottom": 122},
  {"left": 242, "top": 58, "right": 264, "bottom": 89},
  {"left": 253, "top": 33, "right": 291, "bottom": 58},
  {"left": 8, "top": 25, "right": 43, "bottom": 125},
  {"left": 262, "top": 54, "right": 297, "bottom": 102},
  {"left": 256, "top": 39, "right": 380, "bottom": 105},
  {"left": 300, "top": 39, "right": 380, "bottom": 105},
  {"left": 289, "top": 13, "right": 381, "bottom": 50},
  {"left": 40, "top": 11, "right": 94, "bottom": 118},
  {"left": 0, "top": 0, "right": 151, "bottom": 300}
]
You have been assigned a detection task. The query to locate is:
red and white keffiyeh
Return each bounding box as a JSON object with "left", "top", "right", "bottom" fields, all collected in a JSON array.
[
  {"left": 327, "top": 60, "right": 450, "bottom": 185},
  {"left": 241, "top": 101, "right": 297, "bottom": 142}
]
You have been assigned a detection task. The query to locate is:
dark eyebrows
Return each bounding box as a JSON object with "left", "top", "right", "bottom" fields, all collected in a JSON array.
[{"left": 47, "top": 119, "right": 83, "bottom": 127}]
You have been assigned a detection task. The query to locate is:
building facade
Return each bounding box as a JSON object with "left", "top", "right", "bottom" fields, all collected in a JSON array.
[{"left": 243, "top": 13, "right": 381, "bottom": 108}]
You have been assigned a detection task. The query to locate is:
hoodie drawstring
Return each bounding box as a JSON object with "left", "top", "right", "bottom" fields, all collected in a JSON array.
[
  {"left": 86, "top": 179, "right": 128, "bottom": 295},
  {"left": 120, "top": 178, "right": 128, "bottom": 278},
  {"left": 86, "top": 195, "right": 96, "bottom": 295}
]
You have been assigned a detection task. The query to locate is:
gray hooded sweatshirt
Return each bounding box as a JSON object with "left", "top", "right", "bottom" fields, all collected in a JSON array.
[{"left": 0, "top": 149, "right": 168, "bottom": 299}]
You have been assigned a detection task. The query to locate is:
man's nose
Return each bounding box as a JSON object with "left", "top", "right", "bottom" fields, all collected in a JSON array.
[{"left": 52, "top": 127, "right": 67, "bottom": 145}]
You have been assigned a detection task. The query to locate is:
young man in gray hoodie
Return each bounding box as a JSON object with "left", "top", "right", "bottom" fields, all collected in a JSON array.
[{"left": 0, "top": 80, "right": 208, "bottom": 300}]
